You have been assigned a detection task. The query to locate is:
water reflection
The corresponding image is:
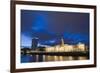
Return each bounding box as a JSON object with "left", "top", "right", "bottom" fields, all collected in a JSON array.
[
  {"left": 45, "top": 55, "right": 87, "bottom": 61},
  {"left": 21, "top": 55, "right": 88, "bottom": 63}
]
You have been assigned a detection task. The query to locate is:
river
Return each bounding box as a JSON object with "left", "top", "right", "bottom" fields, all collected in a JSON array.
[{"left": 21, "top": 55, "right": 88, "bottom": 63}]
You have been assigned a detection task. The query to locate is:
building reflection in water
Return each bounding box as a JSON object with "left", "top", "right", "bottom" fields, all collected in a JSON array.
[
  {"left": 33, "top": 55, "right": 88, "bottom": 62},
  {"left": 21, "top": 55, "right": 88, "bottom": 62}
]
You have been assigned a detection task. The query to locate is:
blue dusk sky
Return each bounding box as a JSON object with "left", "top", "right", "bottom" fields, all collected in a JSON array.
[{"left": 21, "top": 10, "right": 89, "bottom": 47}]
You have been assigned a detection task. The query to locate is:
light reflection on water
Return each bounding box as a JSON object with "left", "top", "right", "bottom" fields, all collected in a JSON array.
[
  {"left": 21, "top": 55, "right": 88, "bottom": 63},
  {"left": 44, "top": 55, "right": 87, "bottom": 61}
]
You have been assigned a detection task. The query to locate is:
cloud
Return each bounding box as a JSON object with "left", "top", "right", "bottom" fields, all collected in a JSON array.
[{"left": 21, "top": 10, "right": 89, "bottom": 46}]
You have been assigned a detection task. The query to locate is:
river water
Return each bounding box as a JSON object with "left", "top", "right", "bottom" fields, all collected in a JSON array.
[{"left": 21, "top": 55, "right": 88, "bottom": 63}]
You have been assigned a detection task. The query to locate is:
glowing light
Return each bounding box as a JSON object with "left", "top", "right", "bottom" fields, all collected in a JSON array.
[{"left": 44, "top": 38, "right": 87, "bottom": 52}]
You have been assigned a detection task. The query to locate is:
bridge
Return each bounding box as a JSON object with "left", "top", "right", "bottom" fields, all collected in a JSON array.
[{"left": 21, "top": 49, "right": 89, "bottom": 56}]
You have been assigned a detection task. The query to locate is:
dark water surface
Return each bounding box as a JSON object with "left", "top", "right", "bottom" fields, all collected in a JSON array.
[{"left": 21, "top": 55, "right": 88, "bottom": 63}]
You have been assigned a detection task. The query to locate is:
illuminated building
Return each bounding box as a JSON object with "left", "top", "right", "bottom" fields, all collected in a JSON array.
[
  {"left": 77, "top": 42, "right": 86, "bottom": 51},
  {"left": 61, "top": 38, "right": 64, "bottom": 46},
  {"left": 31, "top": 38, "right": 88, "bottom": 52},
  {"left": 44, "top": 38, "right": 87, "bottom": 52}
]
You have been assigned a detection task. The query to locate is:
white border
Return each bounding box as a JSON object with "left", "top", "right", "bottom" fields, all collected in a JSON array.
[{"left": 15, "top": 4, "right": 94, "bottom": 69}]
